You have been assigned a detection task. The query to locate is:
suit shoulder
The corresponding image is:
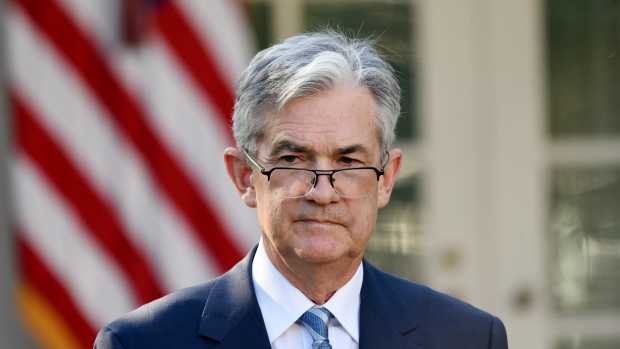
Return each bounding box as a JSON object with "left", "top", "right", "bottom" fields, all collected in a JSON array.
[
  {"left": 370, "top": 266, "right": 507, "bottom": 347},
  {"left": 418, "top": 285, "right": 508, "bottom": 347},
  {"left": 99, "top": 278, "right": 218, "bottom": 341},
  {"left": 371, "top": 264, "right": 498, "bottom": 323},
  {"left": 368, "top": 266, "right": 508, "bottom": 349}
]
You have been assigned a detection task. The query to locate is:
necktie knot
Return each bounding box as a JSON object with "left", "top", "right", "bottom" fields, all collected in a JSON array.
[{"left": 298, "top": 306, "right": 334, "bottom": 349}]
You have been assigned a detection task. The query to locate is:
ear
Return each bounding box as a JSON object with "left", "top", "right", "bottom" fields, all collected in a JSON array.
[
  {"left": 377, "top": 148, "right": 402, "bottom": 208},
  {"left": 223, "top": 147, "right": 257, "bottom": 208}
]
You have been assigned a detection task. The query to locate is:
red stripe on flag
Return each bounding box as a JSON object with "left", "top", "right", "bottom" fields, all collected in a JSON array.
[
  {"left": 17, "top": 234, "right": 98, "bottom": 348},
  {"left": 15, "top": 0, "right": 244, "bottom": 270},
  {"left": 154, "top": 2, "right": 235, "bottom": 136},
  {"left": 13, "top": 91, "right": 165, "bottom": 303}
]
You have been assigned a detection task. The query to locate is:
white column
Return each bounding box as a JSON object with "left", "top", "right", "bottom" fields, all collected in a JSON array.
[
  {"left": 417, "top": 0, "right": 492, "bottom": 304},
  {"left": 486, "top": 1, "right": 549, "bottom": 348},
  {"left": 416, "top": 0, "right": 549, "bottom": 348},
  {"left": 272, "top": 0, "right": 303, "bottom": 42}
]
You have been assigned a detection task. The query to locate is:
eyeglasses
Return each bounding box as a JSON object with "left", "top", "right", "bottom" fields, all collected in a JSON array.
[{"left": 243, "top": 150, "right": 387, "bottom": 199}]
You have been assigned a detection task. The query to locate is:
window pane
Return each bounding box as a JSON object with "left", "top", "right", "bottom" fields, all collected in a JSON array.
[
  {"left": 366, "top": 174, "right": 424, "bottom": 282},
  {"left": 304, "top": 0, "right": 417, "bottom": 141},
  {"left": 248, "top": 1, "right": 274, "bottom": 51},
  {"left": 548, "top": 167, "right": 620, "bottom": 312},
  {"left": 546, "top": 0, "right": 620, "bottom": 137}
]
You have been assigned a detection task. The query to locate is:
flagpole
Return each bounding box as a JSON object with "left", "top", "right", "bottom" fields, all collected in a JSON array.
[{"left": 0, "top": 2, "right": 38, "bottom": 346}]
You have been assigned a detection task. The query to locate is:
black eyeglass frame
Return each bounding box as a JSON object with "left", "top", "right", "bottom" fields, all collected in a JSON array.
[{"left": 242, "top": 149, "right": 388, "bottom": 190}]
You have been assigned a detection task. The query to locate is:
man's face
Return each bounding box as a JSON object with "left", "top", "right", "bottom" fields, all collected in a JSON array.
[{"left": 250, "top": 84, "right": 398, "bottom": 266}]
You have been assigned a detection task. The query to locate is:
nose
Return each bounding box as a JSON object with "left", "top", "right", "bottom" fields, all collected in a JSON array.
[{"left": 305, "top": 173, "right": 339, "bottom": 204}]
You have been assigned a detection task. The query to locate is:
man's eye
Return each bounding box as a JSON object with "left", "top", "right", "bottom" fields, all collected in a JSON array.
[
  {"left": 339, "top": 156, "right": 358, "bottom": 165},
  {"left": 280, "top": 155, "right": 299, "bottom": 163}
]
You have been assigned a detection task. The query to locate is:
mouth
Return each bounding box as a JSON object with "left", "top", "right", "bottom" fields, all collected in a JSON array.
[{"left": 296, "top": 219, "right": 342, "bottom": 226}]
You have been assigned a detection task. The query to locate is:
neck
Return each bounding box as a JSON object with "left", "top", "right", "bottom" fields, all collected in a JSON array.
[{"left": 262, "top": 240, "right": 362, "bottom": 305}]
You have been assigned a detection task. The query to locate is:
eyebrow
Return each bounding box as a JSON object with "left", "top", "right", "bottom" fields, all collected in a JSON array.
[
  {"left": 335, "top": 144, "right": 370, "bottom": 157},
  {"left": 269, "top": 140, "right": 371, "bottom": 159},
  {"left": 269, "top": 140, "right": 310, "bottom": 157}
]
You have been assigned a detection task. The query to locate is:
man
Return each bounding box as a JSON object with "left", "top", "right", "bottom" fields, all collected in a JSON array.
[{"left": 94, "top": 31, "right": 508, "bottom": 349}]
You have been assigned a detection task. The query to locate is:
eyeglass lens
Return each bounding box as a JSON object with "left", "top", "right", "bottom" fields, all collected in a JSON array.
[{"left": 267, "top": 168, "right": 377, "bottom": 198}]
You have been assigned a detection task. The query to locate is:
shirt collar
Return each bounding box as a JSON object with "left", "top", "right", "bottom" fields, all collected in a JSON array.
[
  {"left": 252, "top": 239, "right": 363, "bottom": 344},
  {"left": 322, "top": 260, "right": 363, "bottom": 342}
]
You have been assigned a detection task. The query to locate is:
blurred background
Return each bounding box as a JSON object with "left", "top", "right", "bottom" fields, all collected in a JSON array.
[{"left": 0, "top": 0, "right": 618, "bottom": 348}]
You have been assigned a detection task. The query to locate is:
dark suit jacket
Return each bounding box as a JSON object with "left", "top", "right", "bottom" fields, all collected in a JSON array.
[{"left": 94, "top": 247, "right": 508, "bottom": 348}]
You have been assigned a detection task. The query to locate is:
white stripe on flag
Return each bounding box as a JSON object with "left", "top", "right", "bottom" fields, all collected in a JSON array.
[
  {"left": 110, "top": 157, "right": 222, "bottom": 290},
  {"left": 11, "top": 1, "right": 258, "bottom": 344},
  {"left": 35, "top": 0, "right": 255, "bottom": 260},
  {"left": 54, "top": 0, "right": 120, "bottom": 51},
  {"left": 178, "top": 0, "right": 254, "bottom": 85},
  {"left": 7, "top": 9, "right": 121, "bottom": 197},
  {"left": 9, "top": 7, "right": 220, "bottom": 292},
  {"left": 139, "top": 38, "right": 260, "bottom": 252},
  {"left": 15, "top": 158, "right": 136, "bottom": 327}
]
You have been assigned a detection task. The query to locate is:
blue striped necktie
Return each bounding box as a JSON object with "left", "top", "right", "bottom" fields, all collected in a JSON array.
[{"left": 298, "top": 306, "right": 334, "bottom": 349}]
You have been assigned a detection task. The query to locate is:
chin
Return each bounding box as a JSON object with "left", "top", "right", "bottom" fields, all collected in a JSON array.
[
  {"left": 292, "top": 236, "right": 349, "bottom": 264},
  {"left": 286, "top": 221, "right": 364, "bottom": 263},
  {"left": 295, "top": 249, "right": 345, "bottom": 264}
]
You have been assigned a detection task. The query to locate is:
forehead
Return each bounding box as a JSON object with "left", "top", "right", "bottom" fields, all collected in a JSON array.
[{"left": 260, "top": 85, "right": 380, "bottom": 156}]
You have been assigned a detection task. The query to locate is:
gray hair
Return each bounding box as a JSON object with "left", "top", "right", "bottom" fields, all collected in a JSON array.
[{"left": 232, "top": 30, "right": 401, "bottom": 157}]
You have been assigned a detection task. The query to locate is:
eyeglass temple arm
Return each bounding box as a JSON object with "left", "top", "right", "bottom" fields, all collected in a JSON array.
[{"left": 242, "top": 149, "right": 266, "bottom": 172}]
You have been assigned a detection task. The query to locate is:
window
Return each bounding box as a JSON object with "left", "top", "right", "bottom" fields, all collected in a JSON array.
[{"left": 546, "top": 0, "right": 620, "bottom": 346}]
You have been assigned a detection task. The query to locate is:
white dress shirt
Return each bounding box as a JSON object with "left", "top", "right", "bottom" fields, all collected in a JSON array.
[{"left": 252, "top": 239, "right": 363, "bottom": 349}]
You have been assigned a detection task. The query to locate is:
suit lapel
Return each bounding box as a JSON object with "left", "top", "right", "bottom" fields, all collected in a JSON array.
[
  {"left": 196, "top": 250, "right": 427, "bottom": 348},
  {"left": 359, "top": 261, "right": 426, "bottom": 349},
  {"left": 197, "top": 247, "right": 271, "bottom": 349}
]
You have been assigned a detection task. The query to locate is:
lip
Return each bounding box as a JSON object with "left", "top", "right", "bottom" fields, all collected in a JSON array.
[{"left": 296, "top": 219, "right": 342, "bottom": 226}]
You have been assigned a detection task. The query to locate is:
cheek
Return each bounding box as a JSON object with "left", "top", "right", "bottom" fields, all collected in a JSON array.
[
  {"left": 255, "top": 192, "right": 292, "bottom": 239},
  {"left": 254, "top": 186, "right": 272, "bottom": 234},
  {"left": 348, "top": 200, "right": 378, "bottom": 243}
]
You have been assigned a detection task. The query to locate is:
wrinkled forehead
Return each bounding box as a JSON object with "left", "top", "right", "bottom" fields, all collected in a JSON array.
[{"left": 257, "top": 86, "right": 382, "bottom": 160}]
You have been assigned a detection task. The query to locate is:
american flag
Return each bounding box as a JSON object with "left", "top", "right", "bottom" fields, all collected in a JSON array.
[{"left": 7, "top": 0, "right": 258, "bottom": 348}]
